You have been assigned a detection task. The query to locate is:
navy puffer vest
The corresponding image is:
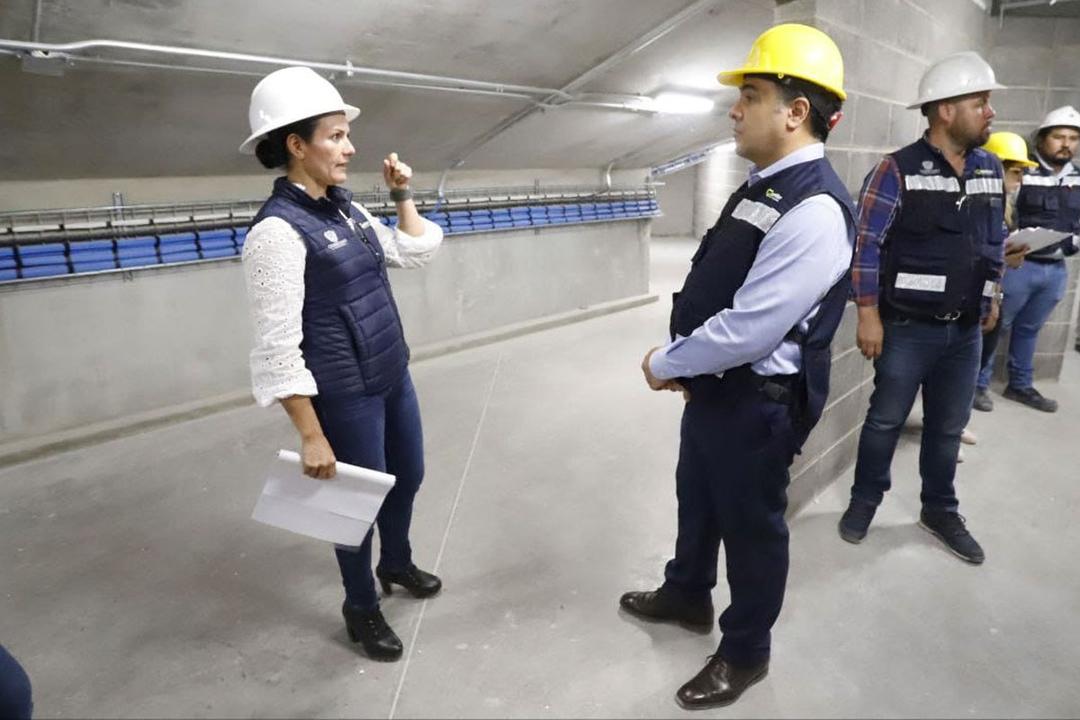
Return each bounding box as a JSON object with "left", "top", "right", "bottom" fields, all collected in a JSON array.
[
  {"left": 1016, "top": 161, "right": 1080, "bottom": 261},
  {"left": 251, "top": 178, "right": 409, "bottom": 397}
]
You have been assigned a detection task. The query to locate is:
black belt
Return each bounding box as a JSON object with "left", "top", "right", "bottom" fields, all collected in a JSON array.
[
  {"left": 884, "top": 309, "right": 976, "bottom": 325},
  {"left": 687, "top": 366, "right": 796, "bottom": 405}
]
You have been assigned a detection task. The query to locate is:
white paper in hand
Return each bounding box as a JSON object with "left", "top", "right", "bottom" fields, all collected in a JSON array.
[
  {"left": 252, "top": 450, "right": 396, "bottom": 546},
  {"left": 1008, "top": 227, "right": 1071, "bottom": 254}
]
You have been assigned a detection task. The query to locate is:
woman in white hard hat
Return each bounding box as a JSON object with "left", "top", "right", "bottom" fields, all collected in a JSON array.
[{"left": 240, "top": 66, "right": 444, "bottom": 661}]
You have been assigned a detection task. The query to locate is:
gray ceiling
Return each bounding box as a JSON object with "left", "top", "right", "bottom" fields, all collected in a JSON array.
[{"left": 0, "top": 0, "right": 774, "bottom": 181}]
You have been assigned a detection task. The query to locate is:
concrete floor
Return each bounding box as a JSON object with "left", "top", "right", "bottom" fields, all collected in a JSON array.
[{"left": 3, "top": 239, "right": 1079, "bottom": 718}]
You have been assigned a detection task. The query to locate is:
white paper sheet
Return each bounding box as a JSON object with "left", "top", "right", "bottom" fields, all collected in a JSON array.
[
  {"left": 1007, "top": 227, "right": 1072, "bottom": 254},
  {"left": 251, "top": 450, "right": 396, "bottom": 546}
]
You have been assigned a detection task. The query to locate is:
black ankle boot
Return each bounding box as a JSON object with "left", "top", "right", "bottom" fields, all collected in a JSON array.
[
  {"left": 376, "top": 564, "right": 442, "bottom": 598},
  {"left": 341, "top": 603, "right": 403, "bottom": 661}
]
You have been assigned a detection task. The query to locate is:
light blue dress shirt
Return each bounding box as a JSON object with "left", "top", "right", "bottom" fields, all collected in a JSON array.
[{"left": 650, "top": 143, "right": 853, "bottom": 380}]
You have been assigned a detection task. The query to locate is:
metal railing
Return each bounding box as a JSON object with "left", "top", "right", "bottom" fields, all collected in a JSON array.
[{"left": 1, "top": 183, "right": 656, "bottom": 246}]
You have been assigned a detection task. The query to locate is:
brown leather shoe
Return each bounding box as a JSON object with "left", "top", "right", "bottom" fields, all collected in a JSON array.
[
  {"left": 619, "top": 588, "right": 713, "bottom": 630},
  {"left": 675, "top": 655, "right": 769, "bottom": 710}
]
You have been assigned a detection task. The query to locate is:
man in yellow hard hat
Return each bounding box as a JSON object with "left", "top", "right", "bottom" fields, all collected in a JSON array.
[
  {"left": 620, "top": 23, "right": 855, "bottom": 709},
  {"left": 840, "top": 52, "right": 1007, "bottom": 563},
  {"left": 973, "top": 131, "right": 1036, "bottom": 411}
]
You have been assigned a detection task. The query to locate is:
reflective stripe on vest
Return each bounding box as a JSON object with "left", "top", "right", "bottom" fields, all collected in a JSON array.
[
  {"left": 904, "top": 175, "right": 961, "bottom": 192},
  {"left": 731, "top": 199, "right": 781, "bottom": 233}
]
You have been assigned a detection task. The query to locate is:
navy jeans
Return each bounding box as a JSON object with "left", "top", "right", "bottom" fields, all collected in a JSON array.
[
  {"left": 0, "top": 645, "right": 32, "bottom": 720},
  {"left": 312, "top": 370, "right": 425, "bottom": 611},
  {"left": 852, "top": 317, "right": 981, "bottom": 511},
  {"left": 662, "top": 378, "right": 797, "bottom": 666}
]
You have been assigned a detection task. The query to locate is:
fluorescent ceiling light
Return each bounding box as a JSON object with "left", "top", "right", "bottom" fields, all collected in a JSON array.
[{"left": 650, "top": 92, "right": 715, "bottom": 115}]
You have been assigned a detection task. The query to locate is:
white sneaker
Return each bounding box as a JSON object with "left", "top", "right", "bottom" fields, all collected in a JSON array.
[
  {"left": 957, "top": 447, "right": 966, "bottom": 463},
  {"left": 961, "top": 428, "right": 977, "bottom": 445}
]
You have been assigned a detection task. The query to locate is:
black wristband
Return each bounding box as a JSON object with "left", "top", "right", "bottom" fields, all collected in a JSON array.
[{"left": 389, "top": 187, "right": 413, "bottom": 202}]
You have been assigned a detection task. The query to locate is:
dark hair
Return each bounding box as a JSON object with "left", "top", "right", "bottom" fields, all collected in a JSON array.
[
  {"left": 253, "top": 112, "right": 336, "bottom": 169},
  {"left": 749, "top": 73, "right": 844, "bottom": 142}
]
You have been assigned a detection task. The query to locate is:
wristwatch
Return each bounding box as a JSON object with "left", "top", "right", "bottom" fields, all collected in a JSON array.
[{"left": 389, "top": 186, "right": 413, "bottom": 202}]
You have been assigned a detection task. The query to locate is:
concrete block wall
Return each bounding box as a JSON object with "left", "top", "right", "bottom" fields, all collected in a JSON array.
[
  {"left": 771, "top": 0, "right": 993, "bottom": 509},
  {"left": 651, "top": 168, "right": 695, "bottom": 237},
  {"left": 986, "top": 14, "right": 1080, "bottom": 381},
  {"left": 986, "top": 16, "right": 1080, "bottom": 141},
  {"left": 692, "top": 142, "right": 747, "bottom": 239}
]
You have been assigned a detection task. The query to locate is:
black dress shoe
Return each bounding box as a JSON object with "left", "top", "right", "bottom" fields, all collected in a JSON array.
[
  {"left": 676, "top": 655, "right": 769, "bottom": 710},
  {"left": 342, "top": 603, "right": 403, "bottom": 661},
  {"left": 619, "top": 588, "right": 713, "bottom": 630},
  {"left": 376, "top": 564, "right": 442, "bottom": 598}
]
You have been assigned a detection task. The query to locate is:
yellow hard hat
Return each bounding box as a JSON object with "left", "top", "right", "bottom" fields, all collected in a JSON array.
[
  {"left": 717, "top": 23, "right": 846, "bottom": 100},
  {"left": 981, "top": 132, "right": 1037, "bottom": 168}
]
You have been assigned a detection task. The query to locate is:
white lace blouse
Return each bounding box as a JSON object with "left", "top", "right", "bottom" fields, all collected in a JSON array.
[{"left": 241, "top": 200, "right": 443, "bottom": 407}]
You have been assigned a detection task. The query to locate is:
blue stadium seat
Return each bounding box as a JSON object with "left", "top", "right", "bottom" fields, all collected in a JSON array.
[
  {"left": 0, "top": 269, "right": 16, "bottom": 281},
  {"left": 234, "top": 228, "right": 248, "bottom": 250},
  {"left": 19, "top": 243, "right": 69, "bottom": 276},
  {"left": 69, "top": 239, "right": 116, "bottom": 272},
  {"left": 0, "top": 246, "right": 16, "bottom": 273},
  {"left": 21, "top": 264, "right": 70, "bottom": 279},
  {"left": 117, "top": 236, "right": 160, "bottom": 268},
  {"left": 159, "top": 232, "right": 199, "bottom": 263},
  {"left": 198, "top": 229, "right": 236, "bottom": 259}
]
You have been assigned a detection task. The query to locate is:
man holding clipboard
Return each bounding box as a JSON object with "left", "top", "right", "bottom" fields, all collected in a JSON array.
[{"left": 994, "top": 106, "right": 1080, "bottom": 413}]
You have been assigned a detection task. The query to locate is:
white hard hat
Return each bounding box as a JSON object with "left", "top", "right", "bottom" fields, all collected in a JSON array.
[
  {"left": 906, "top": 51, "right": 1005, "bottom": 110},
  {"left": 239, "top": 66, "right": 360, "bottom": 154},
  {"left": 1039, "top": 105, "right": 1080, "bottom": 132}
]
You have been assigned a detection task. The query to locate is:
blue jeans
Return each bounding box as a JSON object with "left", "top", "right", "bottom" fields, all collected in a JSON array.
[
  {"left": 662, "top": 377, "right": 797, "bottom": 665},
  {"left": 996, "top": 260, "right": 1068, "bottom": 389},
  {"left": 851, "top": 317, "right": 981, "bottom": 511},
  {"left": 312, "top": 370, "right": 425, "bottom": 611},
  {"left": 0, "top": 645, "right": 32, "bottom": 720}
]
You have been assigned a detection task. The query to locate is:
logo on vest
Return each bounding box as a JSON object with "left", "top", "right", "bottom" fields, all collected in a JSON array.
[
  {"left": 323, "top": 229, "right": 348, "bottom": 250},
  {"left": 974, "top": 168, "right": 996, "bottom": 177},
  {"left": 765, "top": 188, "right": 783, "bottom": 202},
  {"left": 920, "top": 160, "right": 940, "bottom": 175}
]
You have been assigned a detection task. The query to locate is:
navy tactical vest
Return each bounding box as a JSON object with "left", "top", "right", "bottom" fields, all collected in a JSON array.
[
  {"left": 251, "top": 178, "right": 410, "bottom": 397},
  {"left": 881, "top": 139, "right": 1004, "bottom": 317},
  {"left": 1016, "top": 160, "right": 1080, "bottom": 262},
  {"left": 670, "top": 155, "right": 855, "bottom": 451}
]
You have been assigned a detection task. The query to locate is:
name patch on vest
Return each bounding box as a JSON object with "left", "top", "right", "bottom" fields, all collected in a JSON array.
[
  {"left": 895, "top": 272, "right": 946, "bottom": 293},
  {"left": 965, "top": 178, "right": 1003, "bottom": 195},
  {"left": 904, "top": 175, "right": 961, "bottom": 192},
  {"left": 731, "top": 199, "right": 781, "bottom": 233}
]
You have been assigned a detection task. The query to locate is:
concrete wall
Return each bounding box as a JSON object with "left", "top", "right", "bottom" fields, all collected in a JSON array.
[
  {"left": 693, "top": 141, "right": 747, "bottom": 239},
  {"left": 986, "top": 15, "right": 1080, "bottom": 142},
  {"left": 985, "top": 14, "right": 1080, "bottom": 381},
  {"left": 769, "top": 0, "right": 992, "bottom": 507},
  {"left": 0, "top": 219, "right": 650, "bottom": 448},
  {"left": 651, "top": 168, "right": 695, "bottom": 237}
]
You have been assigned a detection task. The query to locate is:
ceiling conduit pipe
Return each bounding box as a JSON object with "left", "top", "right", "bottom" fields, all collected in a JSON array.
[
  {"left": 0, "top": 37, "right": 576, "bottom": 100},
  {"left": 434, "top": 0, "right": 722, "bottom": 200}
]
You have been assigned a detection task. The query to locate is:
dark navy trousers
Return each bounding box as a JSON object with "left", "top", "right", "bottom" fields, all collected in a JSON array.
[
  {"left": 661, "top": 378, "right": 798, "bottom": 666},
  {"left": 312, "top": 370, "right": 425, "bottom": 612},
  {"left": 0, "top": 645, "right": 32, "bottom": 720}
]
